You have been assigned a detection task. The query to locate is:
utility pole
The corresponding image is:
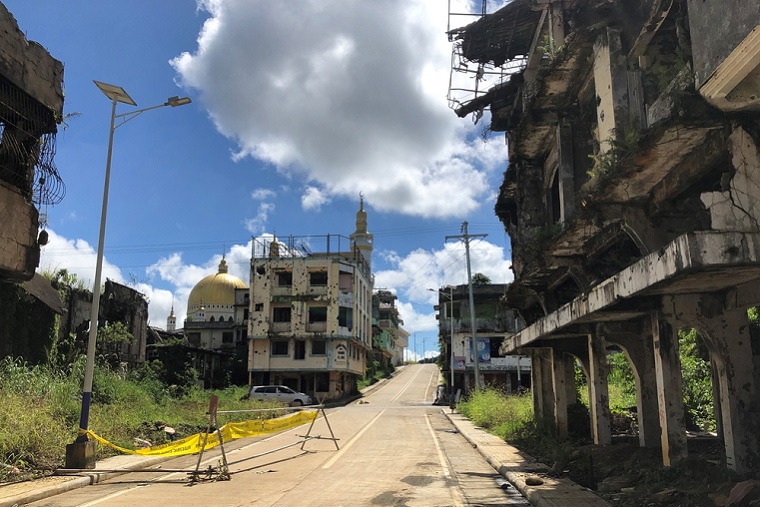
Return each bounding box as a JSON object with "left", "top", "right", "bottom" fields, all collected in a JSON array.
[{"left": 446, "top": 221, "right": 487, "bottom": 390}]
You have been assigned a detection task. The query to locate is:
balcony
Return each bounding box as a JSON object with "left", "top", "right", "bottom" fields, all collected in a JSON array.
[
  {"left": 270, "top": 321, "right": 291, "bottom": 333},
  {"left": 306, "top": 321, "right": 327, "bottom": 333}
]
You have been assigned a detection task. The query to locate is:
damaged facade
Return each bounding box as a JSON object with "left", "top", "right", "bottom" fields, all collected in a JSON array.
[
  {"left": 371, "top": 290, "right": 407, "bottom": 368},
  {"left": 0, "top": 1, "right": 65, "bottom": 281},
  {"left": 433, "top": 283, "right": 531, "bottom": 396},
  {"left": 248, "top": 201, "right": 374, "bottom": 401},
  {"left": 451, "top": 0, "right": 760, "bottom": 473},
  {"left": 57, "top": 279, "right": 149, "bottom": 368}
]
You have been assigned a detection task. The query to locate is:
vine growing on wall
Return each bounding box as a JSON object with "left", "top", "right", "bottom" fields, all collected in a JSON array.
[{"left": 587, "top": 128, "right": 640, "bottom": 182}]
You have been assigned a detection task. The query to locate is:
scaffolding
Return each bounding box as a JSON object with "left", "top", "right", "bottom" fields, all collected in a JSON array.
[{"left": 446, "top": 0, "right": 528, "bottom": 121}]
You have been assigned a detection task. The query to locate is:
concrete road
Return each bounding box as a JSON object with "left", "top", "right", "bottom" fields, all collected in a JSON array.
[{"left": 26, "top": 364, "right": 529, "bottom": 506}]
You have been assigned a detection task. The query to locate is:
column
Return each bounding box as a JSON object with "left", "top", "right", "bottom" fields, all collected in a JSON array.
[
  {"left": 588, "top": 330, "right": 611, "bottom": 445},
  {"left": 651, "top": 308, "right": 687, "bottom": 466}
]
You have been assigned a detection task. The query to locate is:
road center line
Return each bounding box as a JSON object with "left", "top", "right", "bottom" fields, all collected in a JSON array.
[
  {"left": 321, "top": 409, "right": 386, "bottom": 469},
  {"left": 391, "top": 366, "right": 424, "bottom": 402}
]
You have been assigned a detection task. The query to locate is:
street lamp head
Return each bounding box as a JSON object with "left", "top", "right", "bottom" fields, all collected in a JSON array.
[{"left": 165, "top": 96, "right": 192, "bottom": 107}]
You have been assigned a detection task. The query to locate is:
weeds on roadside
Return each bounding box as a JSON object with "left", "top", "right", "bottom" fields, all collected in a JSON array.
[
  {"left": 0, "top": 357, "right": 282, "bottom": 482},
  {"left": 456, "top": 387, "right": 533, "bottom": 440}
]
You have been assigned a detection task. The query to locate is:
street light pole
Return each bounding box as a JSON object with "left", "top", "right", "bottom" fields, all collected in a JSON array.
[
  {"left": 429, "top": 286, "right": 456, "bottom": 405},
  {"left": 67, "top": 81, "right": 191, "bottom": 468}
]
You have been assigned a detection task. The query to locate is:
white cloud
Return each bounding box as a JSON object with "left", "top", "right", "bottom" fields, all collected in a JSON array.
[
  {"left": 37, "top": 229, "right": 124, "bottom": 289},
  {"left": 244, "top": 202, "right": 275, "bottom": 234},
  {"left": 373, "top": 238, "right": 513, "bottom": 334},
  {"left": 251, "top": 188, "right": 276, "bottom": 200},
  {"left": 171, "top": 0, "right": 505, "bottom": 219},
  {"left": 301, "top": 186, "right": 330, "bottom": 211}
]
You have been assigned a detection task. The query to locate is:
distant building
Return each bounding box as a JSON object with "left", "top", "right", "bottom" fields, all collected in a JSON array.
[
  {"left": 371, "top": 290, "right": 404, "bottom": 369},
  {"left": 178, "top": 257, "right": 249, "bottom": 387},
  {"left": 248, "top": 201, "right": 374, "bottom": 401},
  {"left": 433, "top": 283, "right": 530, "bottom": 395}
]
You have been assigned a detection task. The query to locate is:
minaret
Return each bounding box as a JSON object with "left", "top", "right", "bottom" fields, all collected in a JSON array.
[
  {"left": 167, "top": 304, "right": 176, "bottom": 332},
  {"left": 350, "top": 193, "right": 374, "bottom": 267}
]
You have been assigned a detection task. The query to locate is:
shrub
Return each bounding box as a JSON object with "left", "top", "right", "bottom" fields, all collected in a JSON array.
[{"left": 457, "top": 387, "right": 533, "bottom": 440}]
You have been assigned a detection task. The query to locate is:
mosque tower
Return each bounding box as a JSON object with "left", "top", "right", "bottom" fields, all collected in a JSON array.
[
  {"left": 350, "top": 194, "right": 373, "bottom": 268},
  {"left": 167, "top": 304, "right": 176, "bottom": 332}
]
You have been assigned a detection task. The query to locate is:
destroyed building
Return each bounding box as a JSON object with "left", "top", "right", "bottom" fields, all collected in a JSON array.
[
  {"left": 0, "top": 1, "right": 65, "bottom": 281},
  {"left": 450, "top": 0, "right": 760, "bottom": 473}
]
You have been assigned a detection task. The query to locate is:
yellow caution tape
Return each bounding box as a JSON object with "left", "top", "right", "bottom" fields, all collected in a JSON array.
[{"left": 82, "top": 410, "right": 318, "bottom": 457}]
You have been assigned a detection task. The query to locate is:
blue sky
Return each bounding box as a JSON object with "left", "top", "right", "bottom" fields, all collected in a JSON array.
[{"left": 9, "top": 0, "right": 513, "bottom": 361}]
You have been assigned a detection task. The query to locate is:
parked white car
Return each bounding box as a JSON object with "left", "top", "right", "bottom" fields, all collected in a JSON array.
[{"left": 248, "top": 385, "right": 312, "bottom": 406}]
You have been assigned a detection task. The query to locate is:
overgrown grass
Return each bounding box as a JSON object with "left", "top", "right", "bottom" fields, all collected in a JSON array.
[
  {"left": 456, "top": 387, "right": 533, "bottom": 440},
  {"left": 0, "top": 357, "right": 283, "bottom": 482},
  {"left": 358, "top": 360, "right": 395, "bottom": 390}
]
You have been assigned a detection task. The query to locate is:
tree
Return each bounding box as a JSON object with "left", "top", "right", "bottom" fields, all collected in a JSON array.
[
  {"left": 472, "top": 272, "right": 491, "bottom": 285},
  {"left": 97, "top": 322, "right": 133, "bottom": 370}
]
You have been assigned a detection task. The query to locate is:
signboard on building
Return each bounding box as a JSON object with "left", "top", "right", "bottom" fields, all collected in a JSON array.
[
  {"left": 468, "top": 337, "right": 491, "bottom": 364},
  {"left": 335, "top": 343, "right": 347, "bottom": 363}
]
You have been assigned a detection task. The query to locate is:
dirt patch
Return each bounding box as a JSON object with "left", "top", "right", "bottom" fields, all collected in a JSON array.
[{"left": 518, "top": 435, "right": 740, "bottom": 506}]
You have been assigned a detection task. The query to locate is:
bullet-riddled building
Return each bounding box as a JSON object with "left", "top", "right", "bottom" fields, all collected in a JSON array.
[
  {"left": 0, "top": 2, "right": 64, "bottom": 282},
  {"left": 248, "top": 201, "right": 374, "bottom": 401}
]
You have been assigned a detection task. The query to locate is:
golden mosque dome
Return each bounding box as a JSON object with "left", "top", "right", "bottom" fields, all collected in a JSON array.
[{"left": 187, "top": 257, "right": 247, "bottom": 311}]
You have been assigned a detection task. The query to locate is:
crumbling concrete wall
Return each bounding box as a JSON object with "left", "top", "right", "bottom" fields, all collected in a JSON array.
[
  {"left": 0, "top": 3, "right": 63, "bottom": 111},
  {"left": 0, "top": 179, "right": 38, "bottom": 278},
  {"left": 701, "top": 127, "right": 760, "bottom": 232},
  {"left": 0, "top": 2, "right": 64, "bottom": 282},
  {"left": 687, "top": 0, "right": 760, "bottom": 89}
]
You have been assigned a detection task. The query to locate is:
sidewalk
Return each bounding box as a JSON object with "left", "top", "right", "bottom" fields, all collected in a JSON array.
[
  {"left": 0, "top": 453, "right": 172, "bottom": 507},
  {"left": 444, "top": 411, "right": 611, "bottom": 507}
]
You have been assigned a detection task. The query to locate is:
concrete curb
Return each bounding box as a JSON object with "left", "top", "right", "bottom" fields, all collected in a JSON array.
[
  {"left": 444, "top": 411, "right": 611, "bottom": 507},
  {"left": 0, "top": 455, "right": 171, "bottom": 507}
]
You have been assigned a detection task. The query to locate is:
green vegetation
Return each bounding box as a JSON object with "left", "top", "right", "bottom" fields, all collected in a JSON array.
[
  {"left": 0, "top": 356, "right": 283, "bottom": 483},
  {"left": 457, "top": 387, "right": 533, "bottom": 440},
  {"left": 678, "top": 328, "right": 714, "bottom": 431},
  {"left": 587, "top": 128, "right": 640, "bottom": 181},
  {"left": 458, "top": 325, "right": 716, "bottom": 457},
  {"left": 358, "top": 358, "right": 395, "bottom": 390}
]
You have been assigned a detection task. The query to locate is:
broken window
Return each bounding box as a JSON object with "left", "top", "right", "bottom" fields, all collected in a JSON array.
[
  {"left": 294, "top": 340, "right": 306, "bottom": 360},
  {"left": 339, "top": 307, "right": 353, "bottom": 330},
  {"left": 276, "top": 270, "right": 293, "bottom": 287},
  {"left": 271, "top": 340, "right": 289, "bottom": 356},
  {"left": 272, "top": 306, "right": 291, "bottom": 322},
  {"left": 311, "top": 339, "right": 326, "bottom": 355},
  {"left": 309, "top": 306, "right": 327, "bottom": 323},
  {"left": 310, "top": 270, "right": 328, "bottom": 286}
]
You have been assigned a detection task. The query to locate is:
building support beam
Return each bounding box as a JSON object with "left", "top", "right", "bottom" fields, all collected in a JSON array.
[
  {"left": 667, "top": 293, "right": 760, "bottom": 474},
  {"left": 531, "top": 347, "right": 555, "bottom": 428},
  {"left": 551, "top": 348, "right": 572, "bottom": 439},
  {"left": 588, "top": 330, "right": 611, "bottom": 445},
  {"left": 599, "top": 321, "right": 661, "bottom": 448},
  {"left": 651, "top": 308, "right": 688, "bottom": 466}
]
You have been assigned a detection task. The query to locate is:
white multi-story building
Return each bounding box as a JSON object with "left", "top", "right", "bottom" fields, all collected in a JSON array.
[{"left": 248, "top": 201, "right": 374, "bottom": 401}]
